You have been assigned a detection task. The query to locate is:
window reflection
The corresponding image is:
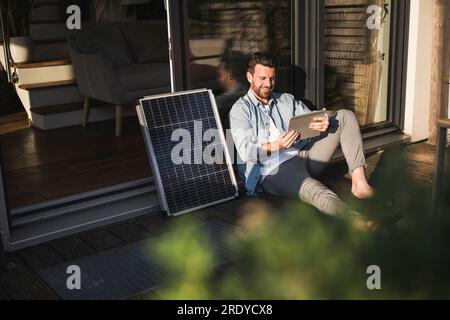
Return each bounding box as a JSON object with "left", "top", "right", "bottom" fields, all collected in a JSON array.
[
  {"left": 186, "top": 0, "right": 292, "bottom": 94},
  {"left": 324, "top": 0, "right": 391, "bottom": 126}
]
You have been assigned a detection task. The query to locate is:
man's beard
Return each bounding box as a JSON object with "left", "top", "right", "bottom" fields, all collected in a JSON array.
[{"left": 255, "top": 86, "right": 272, "bottom": 99}]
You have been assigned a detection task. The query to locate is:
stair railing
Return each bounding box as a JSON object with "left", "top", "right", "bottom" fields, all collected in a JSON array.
[{"left": 0, "top": 7, "right": 13, "bottom": 83}]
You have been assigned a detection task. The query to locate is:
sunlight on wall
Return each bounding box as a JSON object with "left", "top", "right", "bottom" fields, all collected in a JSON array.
[{"left": 404, "top": 0, "right": 433, "bottom": 142}]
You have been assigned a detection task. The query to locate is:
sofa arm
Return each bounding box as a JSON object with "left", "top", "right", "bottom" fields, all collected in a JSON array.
[{"left": 67, "top": 37, "right": 128, "bottom": 104}]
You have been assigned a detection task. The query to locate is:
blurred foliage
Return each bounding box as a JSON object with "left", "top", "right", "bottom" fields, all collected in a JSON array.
[
  {"left": 150, "top": 147, "right": 450, "bottom": 299},
  {"left": 150, "top": 218, "right": 215, "bottom": 300}
]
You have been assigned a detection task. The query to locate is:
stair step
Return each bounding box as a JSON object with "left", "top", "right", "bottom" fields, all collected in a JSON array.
[
  {"left": 34, "top": 1, "right": 60, "bottom": 6},
  {"left": 18, "top": 79, "right": 76, "bottom": 90},
  {"left": 31, "top": 3, "right": 62, "bottom": 22},
  {"left": 12, "top": 59, "right": 71, "bottom": 69},
  {"left": 32, "top": 100, "right": 111, "bottom": 115},
  {"left": 0, "top": 38, "right": 66, "bottom": 46},
  {"left": 30, "top": 22, "right": 67, "bottom": 41},
  {"left": 31, "top": 103, "right": 137, "bottom": 130},
  {"left": 33, "top": 40, "right": 69, "bottom": 61},
  {"left": 16, "top": 82, "right": 82, "bottom": 111},
  {"left": 13, "top": 59, "right": 74, "bottom": 86},
  {"left": 31, "top": 20, "right": 65, "bottom": 25},
  {"left": 1, "top": 39, "right": 68, "bottom": 62}
]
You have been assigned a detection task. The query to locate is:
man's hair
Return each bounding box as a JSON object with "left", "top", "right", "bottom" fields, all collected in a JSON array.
[{"left": 246, "top": 52, "right": 277, "bottom": 75}]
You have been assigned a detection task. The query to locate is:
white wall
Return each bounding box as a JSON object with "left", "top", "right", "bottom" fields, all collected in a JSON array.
[{"left": 404, "top": 0, "right": 434, "bottom": 142}]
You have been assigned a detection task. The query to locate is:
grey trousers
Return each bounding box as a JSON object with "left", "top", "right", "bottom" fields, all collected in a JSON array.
[{"left": 261, "top": 109, "right": 366, "bottom": 217}]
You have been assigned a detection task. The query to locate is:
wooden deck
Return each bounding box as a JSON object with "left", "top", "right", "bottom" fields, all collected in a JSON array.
[{"left": 0, "top": 140, "right": 447, "bottom": 299}]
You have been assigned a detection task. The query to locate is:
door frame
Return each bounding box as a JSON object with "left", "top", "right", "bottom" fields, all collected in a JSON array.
[
  {"left": 387, "top": 0, "right": 411, "bottom": 130},
  {"left": 0, "top": 162, "right": 10, "bottom": 254},
  {"left": 293, "top": 0, "right": 324, "bottom": 107},
  {"left": 166, "top": 0, "right": 189, "bottom": 91}
]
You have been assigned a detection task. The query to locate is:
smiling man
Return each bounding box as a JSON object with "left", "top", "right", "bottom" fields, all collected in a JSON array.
[{"left": 229, "top": 52, "right": 374, "bottom": 218}]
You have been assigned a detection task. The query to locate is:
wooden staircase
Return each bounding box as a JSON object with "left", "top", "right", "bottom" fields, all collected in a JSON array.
[{"left": 0, "top": 0, "right": 133, "bottom": 130}]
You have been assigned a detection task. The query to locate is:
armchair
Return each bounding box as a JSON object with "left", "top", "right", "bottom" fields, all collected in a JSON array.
[{"left": 67, "top": 21, "right": 171, "bottom": 136}]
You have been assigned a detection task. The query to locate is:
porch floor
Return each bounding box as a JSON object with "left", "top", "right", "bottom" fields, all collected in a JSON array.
[{"left": 0, "top": 140, "right": 447, "bottom": 299}]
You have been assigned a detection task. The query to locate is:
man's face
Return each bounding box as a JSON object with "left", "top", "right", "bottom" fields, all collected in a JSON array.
[{"left": 247, "top": 64, "right": 276, "bottom": 101}]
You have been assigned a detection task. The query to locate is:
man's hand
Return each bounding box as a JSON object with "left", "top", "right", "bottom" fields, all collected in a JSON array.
[
  {"left": 309, "top": 109, "right": 329, "bottom": 132},
  {"left": 262, "top": 131, "right": 300, "bottom": 156},
  {"left": 276, "top": 131, "right": 300, "bottom": 150}
]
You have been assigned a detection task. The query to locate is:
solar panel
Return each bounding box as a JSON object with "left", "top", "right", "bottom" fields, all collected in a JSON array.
[{"left": 136, "top": 89, "right": 238, "bottom": 216}]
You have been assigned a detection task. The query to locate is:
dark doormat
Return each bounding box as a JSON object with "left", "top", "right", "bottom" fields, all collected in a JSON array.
[{"left": 36, "top": 217, "right": 236, "bottom": 300}]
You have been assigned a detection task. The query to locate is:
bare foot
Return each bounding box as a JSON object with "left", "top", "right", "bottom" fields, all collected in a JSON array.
[
  {"left": 351, "top": 182, "right": 375, "bottom": 199},
  {"left": 350, "top": 166, "right": 375, "bottom": 199}
]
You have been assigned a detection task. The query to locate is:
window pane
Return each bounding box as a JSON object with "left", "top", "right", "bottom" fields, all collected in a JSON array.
[
  {"left": 324, "top": 0, "right": 391, "bottom": 126},
  {"left": 186, "top": 0, "right": 292, "bottom": 94}
]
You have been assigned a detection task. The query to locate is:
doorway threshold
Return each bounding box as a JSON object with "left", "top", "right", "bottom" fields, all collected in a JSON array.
[
  {"left": 4, "top": 178, "right": 160, "bottom": 251},
  {"left": 331, "top": 127, "right": 411, "bottom": 164}
]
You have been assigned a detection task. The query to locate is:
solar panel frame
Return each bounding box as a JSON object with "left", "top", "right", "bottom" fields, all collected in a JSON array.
[{"left": 136, "top": 88, "right": 239, "bottom": 216}]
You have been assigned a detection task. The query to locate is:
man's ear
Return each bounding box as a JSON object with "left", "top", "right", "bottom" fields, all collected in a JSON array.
[{"left": 246, "top": 71, "right": 252, "bottom": 84}]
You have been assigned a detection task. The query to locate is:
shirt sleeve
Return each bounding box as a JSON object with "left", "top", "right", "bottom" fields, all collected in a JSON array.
[
  {"left": 294, "top": 98, "right": 312, "bottom": 117},
  {"left": 229, "top": 102, "right": 261, "bottom": 164}
]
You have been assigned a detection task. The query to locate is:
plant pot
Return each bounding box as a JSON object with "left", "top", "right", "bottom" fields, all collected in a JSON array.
[{"left": 9, "top": 36, "right": 34, "bottom": 63}]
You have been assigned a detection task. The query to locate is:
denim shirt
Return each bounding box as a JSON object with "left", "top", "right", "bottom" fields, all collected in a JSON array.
[{"left": 229, "top": 89, "right": 312, "bottom": 195}]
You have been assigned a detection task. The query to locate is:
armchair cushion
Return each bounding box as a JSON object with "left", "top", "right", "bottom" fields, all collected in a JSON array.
[
  {"left": 116, "top": 62, "right": 170, "bottom": 92},
  {"left": 120, "top": 22, "right": 169, "bottom": 64},
  {"left": 75, "top": 25, "right": 133, "bottom": 67}
]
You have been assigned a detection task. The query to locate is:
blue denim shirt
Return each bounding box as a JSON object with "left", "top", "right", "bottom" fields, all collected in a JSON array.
[{"left": 229, "top": 89, "right": 312, "bottom": 195}]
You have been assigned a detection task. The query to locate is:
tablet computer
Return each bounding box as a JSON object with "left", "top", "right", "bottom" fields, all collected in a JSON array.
[{"left": 288, "top": 109, "right": 337, "bottom": 140}]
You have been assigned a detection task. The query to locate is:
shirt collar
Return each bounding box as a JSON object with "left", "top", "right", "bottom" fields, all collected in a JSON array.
[{"left": 247, "top": 88, "right": 275, "bottom": 108}]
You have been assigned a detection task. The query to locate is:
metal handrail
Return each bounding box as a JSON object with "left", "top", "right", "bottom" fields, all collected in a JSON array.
[{"left": 0, "top": 7, "right": 12, "bottom": 83}]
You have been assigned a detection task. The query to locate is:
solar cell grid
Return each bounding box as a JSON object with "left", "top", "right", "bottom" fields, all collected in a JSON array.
[{"left": 137, "top": 89, "right": 238, "bottom": 215}]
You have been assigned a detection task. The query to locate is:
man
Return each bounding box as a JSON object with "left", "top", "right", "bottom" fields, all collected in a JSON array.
[{"left": 229, "top": 52, "right": 375, "bottom": 219}]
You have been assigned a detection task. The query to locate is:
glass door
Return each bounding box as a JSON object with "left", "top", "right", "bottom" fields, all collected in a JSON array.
[
  {"left": 323, "top": 0, "right": 391, "bottom": 127},
  {"left": 0, "top": 0, "right": 169, "bottom": 208}
]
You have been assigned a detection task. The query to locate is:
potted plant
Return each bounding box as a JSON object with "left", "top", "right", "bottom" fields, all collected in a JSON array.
[{"left": 0, "top": 0, "right": 36, "bottom": 63}]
